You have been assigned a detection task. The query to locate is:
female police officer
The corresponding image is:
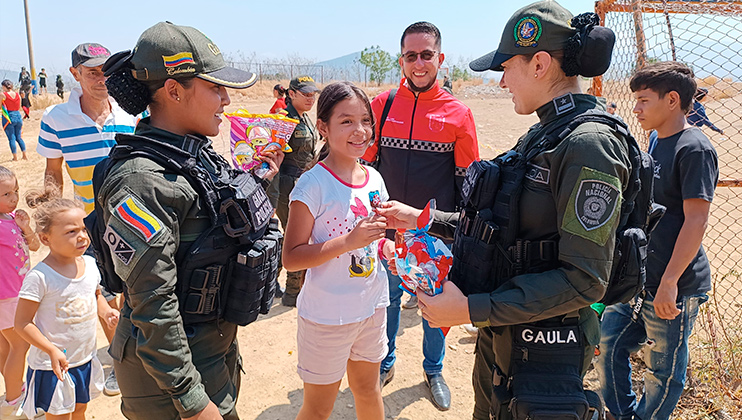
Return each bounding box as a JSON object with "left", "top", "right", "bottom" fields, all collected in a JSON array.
[
  {"left": 378, "top": 1, "right": 629, "bottom": 419},
  {"left": 95, "top": 22, "right": 283, "bottom": 420}
]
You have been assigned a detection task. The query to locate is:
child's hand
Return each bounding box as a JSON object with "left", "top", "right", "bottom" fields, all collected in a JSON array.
[
  {"left": 347, "top": 214, "right": 387, "bottom": 250},
  {"left": 382, "top": 239, "right": 395, "bottom": 262},
  {"left": 14, "top": 209, "right": 32, "bottom": 232},
  {"left": 102, "top": 307, "right": 120, "bottom": 330},
  {"left": 50, "top": 348, "right": 69, "bottom": 381}
]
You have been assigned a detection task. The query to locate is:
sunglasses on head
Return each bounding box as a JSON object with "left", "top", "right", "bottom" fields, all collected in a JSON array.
[{"left": 402, "top": 50, "right": 439, "bottom": 63}]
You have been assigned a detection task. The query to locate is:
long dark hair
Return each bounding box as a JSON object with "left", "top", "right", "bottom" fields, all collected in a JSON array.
[{"left": 273, "top": 84, "right": 286, "bottom": 98}]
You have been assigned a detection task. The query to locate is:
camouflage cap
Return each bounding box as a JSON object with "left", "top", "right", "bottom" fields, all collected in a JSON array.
[
  {"left": 128, "top": 22, "right": 257, "bottom": 89},
  {"left": 470, "top": 0, "right": 576, "bottom": 72}
]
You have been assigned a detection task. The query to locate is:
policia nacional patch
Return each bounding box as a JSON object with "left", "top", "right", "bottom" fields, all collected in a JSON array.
[{"left": 561, "top": 167, "right": 622, "bottom": 246}]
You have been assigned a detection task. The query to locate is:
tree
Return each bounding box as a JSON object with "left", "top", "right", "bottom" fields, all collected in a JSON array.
[
  {"left": 359, "top": 46, "right": 395, "bottom": 86},
  {"left": 451, "top": 65, "right": 471, "bottom": 82}
]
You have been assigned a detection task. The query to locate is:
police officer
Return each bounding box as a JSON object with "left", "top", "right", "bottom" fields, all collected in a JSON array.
[
  {"left": 378, "top": 2, "right": 630, "bottom": 419},
  {"left": 270, "top": 75, "right": 321, "bottom": 306},
  {"left": 97, "top": 22, "right": 282, "bottom": 420}
]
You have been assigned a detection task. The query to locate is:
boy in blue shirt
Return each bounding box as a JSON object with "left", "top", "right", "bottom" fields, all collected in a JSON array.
[{"left": 596, "top": 61, "right": 719, "bottom": 420}]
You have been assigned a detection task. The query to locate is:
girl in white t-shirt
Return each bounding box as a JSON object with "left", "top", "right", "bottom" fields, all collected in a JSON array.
[
  {"left": 14, "top": 189, "right": 119, "bottom": 419},
  {"left": 283, "top": 81, "right": 395, "bottom": 420}
]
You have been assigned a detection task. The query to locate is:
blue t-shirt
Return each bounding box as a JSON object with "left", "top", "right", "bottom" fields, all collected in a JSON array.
[{"left": 647, "top": 127, "right": 718, "bottom": 298}]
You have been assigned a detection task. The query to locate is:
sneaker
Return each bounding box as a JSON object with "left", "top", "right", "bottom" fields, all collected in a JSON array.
[
  {"left": 402, "top": 294, "right": 418, "bottom": 309},
  {"left": 104, "top": 369, "right": 120, "bottom": 396},
  {"left": 0, "top": 396, "right": 29, "bottom": 419}
]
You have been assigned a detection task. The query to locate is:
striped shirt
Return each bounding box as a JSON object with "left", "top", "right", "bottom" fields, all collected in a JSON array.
[{"left": 37, "top": 88, "right": 137, "bottom": 213}]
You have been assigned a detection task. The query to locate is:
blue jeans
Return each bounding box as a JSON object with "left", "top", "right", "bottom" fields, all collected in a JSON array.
[
  {"left": 381, "top": 259, "right": 445, "bottom": 375},
  {"left": 596, "top": 293, "right": 707, "bottom": 420},
  {"left": 4, "top": 110, "right": 25, "bottom": 154}
]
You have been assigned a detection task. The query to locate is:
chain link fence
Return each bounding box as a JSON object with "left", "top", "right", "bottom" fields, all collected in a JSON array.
[{"left": 595, "top": 0, "right": 742, "bottom": 416}]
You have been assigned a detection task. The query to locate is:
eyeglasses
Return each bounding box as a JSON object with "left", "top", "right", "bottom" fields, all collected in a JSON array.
[
  {"left": 402, "top": 50, "right": 439, "bottom": 63},
  {"left": 296, "top": 90, "right": 318, "bottom": 99}
]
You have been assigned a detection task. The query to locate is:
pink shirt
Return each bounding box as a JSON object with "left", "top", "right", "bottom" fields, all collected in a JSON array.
[{"left": 0, "top": 213, "right": 31, "bottom": 299}]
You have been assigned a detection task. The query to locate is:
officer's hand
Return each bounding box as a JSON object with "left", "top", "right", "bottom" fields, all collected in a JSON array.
[
  {"left": 183, "top": 401, "right": 223, "bottom": 420},
  {"left": 653, "top": 282, "right": 681, "bottom": 320},
  {"left": 347, "top": 214, "right": 387, "bottom": 249},
  {"left": 417, "top": 281, "right": 471, "bottom": 328},
  {"left": 260, "top": 150, "right": 285, "bottom": 182},
  {"left": 375, "top": 201, "right": 421, "bottom": 230}
]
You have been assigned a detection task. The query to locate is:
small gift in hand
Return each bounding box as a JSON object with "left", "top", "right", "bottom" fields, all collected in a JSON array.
[{"left": 394, "top": 199, "right": 452, "bottom": 336}]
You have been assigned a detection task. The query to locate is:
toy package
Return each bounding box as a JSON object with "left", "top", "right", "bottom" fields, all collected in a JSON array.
[
  {"left": 226, "top": 110, "right": 298, "bottom": 177},
  {"left": 394, "top": 199, "right": 453, "bottom": 336}
]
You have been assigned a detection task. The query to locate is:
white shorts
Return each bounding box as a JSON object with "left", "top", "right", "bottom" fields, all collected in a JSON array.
[
  {"left": 297, "top": 308, "right": 388, "bottom": 385},
  {"left": 0, "top": 297, "right": 19, "bottom": 330}
]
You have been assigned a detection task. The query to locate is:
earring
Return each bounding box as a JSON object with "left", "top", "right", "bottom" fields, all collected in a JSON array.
[
  {"left": 534, "top": 74, "right": 538, "bottom": 78},
  {"left": 176, "top": 97, "right": 180, "bottom": 101}
]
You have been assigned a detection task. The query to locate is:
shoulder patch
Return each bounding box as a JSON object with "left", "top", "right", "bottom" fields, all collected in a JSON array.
[
  {"left": 103, "top": 224, "right": 135, "bottom": 265},
  {"left": 561, "top": 166, "right": 622, "bottom": 246},
  {"left": 113, "top": 194, "right": 163, "bottom": 243}
]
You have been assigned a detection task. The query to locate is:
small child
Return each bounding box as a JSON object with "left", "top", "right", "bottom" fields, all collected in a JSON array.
[
  {"left": 282, "top": 82, "right": 394, "bottom": 420},
  {"left": 14, "top": 187, "right": 119, "bottom": 420},
  {"left": 0, "top": 166, "right": 40, "bottom": 419}
]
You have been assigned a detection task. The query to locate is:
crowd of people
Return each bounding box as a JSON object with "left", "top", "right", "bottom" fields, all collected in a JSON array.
[{"left": 0, "top": 1, "right": 726, "bottom": 420}]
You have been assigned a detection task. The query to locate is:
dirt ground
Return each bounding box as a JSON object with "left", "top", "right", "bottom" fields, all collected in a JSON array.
[{"left": 1, "top": 84, "right": 738, "bottom": 419}]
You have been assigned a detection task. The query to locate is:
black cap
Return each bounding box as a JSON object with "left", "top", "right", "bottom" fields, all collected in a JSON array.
[
  {"left": 289, "top": 75, "right": 320, "bottom": 93},
  {"left": 126, "top": 22, "right": 257, "bottom": 89},
  {"left": 72, "top": 43, "right": 111, "bottom": 68}
]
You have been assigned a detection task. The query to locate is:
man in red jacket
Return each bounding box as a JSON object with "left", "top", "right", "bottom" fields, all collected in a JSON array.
[{"left": 361, "top": 21, "right": 479, "bottom": 411}]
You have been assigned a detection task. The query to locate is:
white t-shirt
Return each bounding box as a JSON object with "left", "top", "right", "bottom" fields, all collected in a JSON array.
[
  {"left": 18, "top": 255, "right": 100, "bottom": 370},
  {"left": 290, "top": 163, "right": 390, "bottom": 325}
]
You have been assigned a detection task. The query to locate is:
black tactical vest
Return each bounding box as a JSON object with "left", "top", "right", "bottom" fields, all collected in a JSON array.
[
  {"left": 450, "top": 110, "right": 664, "bottom": 305},
  {"left": 86, "top": 133, "right": 282, "bottom": 326}
]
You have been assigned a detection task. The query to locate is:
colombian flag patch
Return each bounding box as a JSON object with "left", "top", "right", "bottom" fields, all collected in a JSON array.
[
  {"left": 114, "top": 195, "right": 163, "bottom": 243},
  {"left": 162, "top": 52, "right": 195, "bottom": 67}
]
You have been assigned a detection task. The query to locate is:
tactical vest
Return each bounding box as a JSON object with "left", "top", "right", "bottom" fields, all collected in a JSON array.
[
  {"left": 85, "top": 133, "right": 282, "bottom": 326},
  {"left": 451, "top": 110, "right": 665, "bottom": 305}
]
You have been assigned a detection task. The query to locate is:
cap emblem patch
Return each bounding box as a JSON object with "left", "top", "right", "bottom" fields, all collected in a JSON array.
[
  {"left": 514, "top": 16, "right": 542, "bottom": 47},
  {"left": 207, "top": 43, "right": 221, "bottom": 56}
]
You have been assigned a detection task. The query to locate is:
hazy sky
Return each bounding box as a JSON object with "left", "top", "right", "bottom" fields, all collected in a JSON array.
[{"left": 0, "top": 0, "right": 597, "bottom": 78}]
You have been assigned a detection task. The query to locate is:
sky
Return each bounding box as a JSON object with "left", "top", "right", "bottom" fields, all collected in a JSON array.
[{"left": 0, "top": 0, "right": 599, "bottom": 80}]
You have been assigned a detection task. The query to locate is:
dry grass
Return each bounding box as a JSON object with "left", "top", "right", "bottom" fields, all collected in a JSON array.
[{"left": 29, "top": 92, "right": 64, "bottom": 110}]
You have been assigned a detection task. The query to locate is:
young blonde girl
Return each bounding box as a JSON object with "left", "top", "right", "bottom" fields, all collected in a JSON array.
[
  {"left": 14, "top": 187, "right": 118, "bottom": 420},
  {"left": 0, "top": 166, "right": 39, "bottom": 419},
  {"left": 283, "top": 82, "right": 395, "bottom": 420}
]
